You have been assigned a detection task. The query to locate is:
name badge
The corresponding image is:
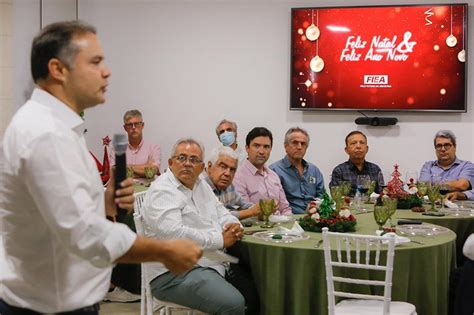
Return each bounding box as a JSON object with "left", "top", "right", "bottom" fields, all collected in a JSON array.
[{"left": 309, "top": 176, "right": 316, "bottom": 184}]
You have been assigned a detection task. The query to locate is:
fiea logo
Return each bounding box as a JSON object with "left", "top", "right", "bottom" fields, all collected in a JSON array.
[{"left": 364, "top": 75, "right": 388, "bottom": 85}]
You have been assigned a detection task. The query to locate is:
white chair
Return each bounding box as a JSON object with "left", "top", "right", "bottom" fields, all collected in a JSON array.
[
  {"left": 322, "top": 227, "right": 417, "bottom": 315},
  {"left": 132, "top": 192, "right": 197, "bottom": 315}
]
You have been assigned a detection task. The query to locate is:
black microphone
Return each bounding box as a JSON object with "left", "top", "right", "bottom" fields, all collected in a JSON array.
[{"left": 113, "top": 134, "right": 128, "bottom": 222}]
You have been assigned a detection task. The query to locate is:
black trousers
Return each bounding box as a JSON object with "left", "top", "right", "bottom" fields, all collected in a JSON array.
[
  {"left": 451, "top": 259, "right": 474, "bottom": 315},
  {"left": 0, "top": 300, "right": 99, "bottom": 315},
  {"left": 226, "top": 243, "right": 260, "bottom": 315}
]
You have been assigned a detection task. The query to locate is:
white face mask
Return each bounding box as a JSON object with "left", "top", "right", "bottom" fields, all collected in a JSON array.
[{"left": 219, "top": 131, "right": 236, "bottom": 146}]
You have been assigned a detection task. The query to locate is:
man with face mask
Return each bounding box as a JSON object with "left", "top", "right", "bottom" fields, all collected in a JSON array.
[{"left": 216, "top": 119, "right": 246, "bottom": 166}]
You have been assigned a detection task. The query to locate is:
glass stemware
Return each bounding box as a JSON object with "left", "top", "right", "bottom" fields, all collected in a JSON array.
[
  {"left": 374, "top": 205, "right": 390, "bottom": 230},
  {"left": 144, "top": 166, "right": 156, "bottom": 181},
  {"left": 341, "top": 181, "right": 352, "bottom": 197},
  {"left": 126, "top": 166, "right": 134, "bottom": 178},
  {"left": 438, "top": 181, "right": 450, "bottom": 210},
  {"left": 417, "top": 181, "right": 429, "bottom": 197},
  {"left": 259, "top": 199, "right": 276, "bottom": 228},
  {"left": 427, "top": 183, "right": 441, "bottom": 211},
  {"left": 367, "top": 180, "right": 377, "bottom": 203},
  {"left": 383, "top": 197, "right": 398, "bottom": 227},
  {"left": 330, "top": 186, "right": 344, "bottom": 211},
  {"left": 357, "top": 175, "right": 371, "bottom": 202}
]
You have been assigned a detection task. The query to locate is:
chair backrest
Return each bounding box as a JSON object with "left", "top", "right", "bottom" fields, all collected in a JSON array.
[
  {"left": 134, "top": 191, "right": 147, "bottom": 216},
  {"left": 322, "top": 227, "right": 396, "bottom": 315}
]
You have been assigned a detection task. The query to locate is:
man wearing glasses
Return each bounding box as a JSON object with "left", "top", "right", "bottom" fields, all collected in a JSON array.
[
  {"left": 143, "top": 138, "right": 257, "bottom": 314},
  {"left": 110, "top": 109, "right": 161, "bottom": 177},
  {"left": 419, "top": 130, "right": 474, "bottom": 201}
]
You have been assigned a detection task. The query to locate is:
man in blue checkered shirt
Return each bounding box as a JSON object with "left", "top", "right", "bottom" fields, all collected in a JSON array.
[{"left": 329, "top": 131, "right": 384, "bottom": 196}]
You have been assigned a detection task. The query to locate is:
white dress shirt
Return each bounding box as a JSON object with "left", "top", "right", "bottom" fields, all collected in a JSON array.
[
  {"left": 0, "top": 89, "right": 136, "bottom": 312},
  {"left": 463, "top": 234, "right": 474, "bottom": 261},
  {"left": 142, "top": 169, "right": 240, "bottom": 281}
]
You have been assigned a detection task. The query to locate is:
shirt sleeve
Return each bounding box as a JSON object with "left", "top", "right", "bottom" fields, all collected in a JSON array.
[
  {"left": 276, "top": 179, "right": 292, "bottom": 215},
  {"left": 149, "top": 143, "right": 161, "bottom": 171},
  {"left": 457, "top": 162, "right": 474, "bottom": 187},
  {"left": 233, "top": 171, "right": 251, "bottom": 204},
  {"left": 316, "top": 169, "right": 325, "bottom": 197},
  {"left": 23, "top": 133, "right": 136, "bottom": 268},
  {"left": 419, "top": 162, "right": 431, "bottom": 182},
  {"left": 143, "top": 186, "right": 224, "bottom": 250},
  {"left": 463, "top": 234, "right": 474, "bottom": 261}
]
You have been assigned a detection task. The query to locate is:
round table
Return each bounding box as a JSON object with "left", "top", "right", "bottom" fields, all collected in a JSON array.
[
  {"left": 240, "top": 213, "right": 456, "bottom": 315},
  {"left": 395, "top": 209, "right": 474, "bottom": 264}
]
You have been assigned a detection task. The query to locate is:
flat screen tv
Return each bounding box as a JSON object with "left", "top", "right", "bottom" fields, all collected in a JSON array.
[{"left": 290, "top": 4, "right": 468, "bottom": 112}]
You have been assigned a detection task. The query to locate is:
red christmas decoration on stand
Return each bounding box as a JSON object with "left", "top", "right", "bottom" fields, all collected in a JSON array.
[{"left": 385, "top": 164, "right": 408, "bottom": 199}]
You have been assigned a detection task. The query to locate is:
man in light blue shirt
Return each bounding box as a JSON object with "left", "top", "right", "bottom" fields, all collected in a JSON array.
[
  {"left": 270, "top": 127, "right": 325, "bottom": 214},
  {"left": 419, "top": 130, "right": 474, "bottom": 200}
]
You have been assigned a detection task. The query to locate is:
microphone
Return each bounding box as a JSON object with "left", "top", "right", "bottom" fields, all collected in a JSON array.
[{"left": 113, "top": 134, "right": 128, "bottom": 222}]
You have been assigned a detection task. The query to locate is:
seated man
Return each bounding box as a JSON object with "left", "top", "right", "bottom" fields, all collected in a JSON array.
[
  {"left": 143, "top": 138, "right": 258, "bottom": 314},
  {"left": 233, "top": 127, "right": 292, "bottom": 215},
  {"left": 215, "top": 119, "right": 247, "bottom": 165},
  {"left": 270, "top": 127, "right": 325, "bottom": 214},
  {"left": 204, "top": 147, "right": 261, "bottom": 220},
  {"left": 329, "top": 130, "right": 384, "bottom": 196},
  {"left": 110, "top": 109, "right": 161, "bottom": 177},
  {"left": 419, "top": 130, "right": 474, "bottom": 200}
]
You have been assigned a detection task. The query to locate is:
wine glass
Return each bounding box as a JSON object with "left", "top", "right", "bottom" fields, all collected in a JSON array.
[
  {"left": 427, "top": 183, "right": 440, "bottom": 211},
  {"left": 357, "top": 175, "right": 371, "bottom": 202},
  {"left": 259, "top": 199, "right": 276, "bottom": 228},
  {"left": 374, "top": 205, "right": 390, "bottom": 231},
  {"left": 367, "top": 181, "right": 377, "bottom": 203},
  {"left": 330, "top": 186, "right": 343, "bottom": 211},
  {"left": 383, "top": 197, "right": 398, "bottom": 227},
  {"left": 341, "top": 181, "right": 352, "bottom": 197},
  {"left": 438, "top": 181, "right": 450, "bottom": 210},
  {"left": 126, "top": 166, "right": 134, "bottom": 178},
  {"left": 417, "top": 181, "right": 429, "bottom": 197},
  {"left": 144, "top": 166, "right": 156, "bottom": 181}
]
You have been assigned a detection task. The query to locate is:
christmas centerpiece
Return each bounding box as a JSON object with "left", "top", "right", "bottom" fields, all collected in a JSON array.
[
  {"left": 384, "top": 164, "right": 422, "bottom": 209},
  {"left": 298, "top": 192, "right": 357, "bottom": 233}
]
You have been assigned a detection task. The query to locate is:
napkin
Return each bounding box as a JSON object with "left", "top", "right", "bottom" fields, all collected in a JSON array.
[
  {"left": 444, "top": 199, "right": 458, "bottom": 209},
  {"left": 276, "top": 221, "right": 305, "bottom": 236},
  {"left": 375, "top": 231, "right": 410, "bottom": 245},
  {"left": 269, "top": 214, "right": 292, "bottom": 223},
  {"left": 369, "top": 192, "right": 379, "bottom": 203}
]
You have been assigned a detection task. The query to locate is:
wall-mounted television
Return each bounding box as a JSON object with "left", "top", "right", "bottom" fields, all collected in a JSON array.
[{"left": 290, "top": 4, "right": 468, "bottom": 112}]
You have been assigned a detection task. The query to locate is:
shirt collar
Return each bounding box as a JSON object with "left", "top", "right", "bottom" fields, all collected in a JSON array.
[
  {"left": 202, "top": 173, "right": 218, "bottom": 192},
  {"left": 128, "top": 139, "right": 144, "bottom": 151},
  {"left": 434, "top": 157, "right": 461, "bottom": 168},
  {"left": 31, "top": 88, "right": 84, "bottom": 135},
  {"left": 244, "top": 159, "right": 267, "bottom": 176},
  {"left": 283, "top": 155, "right": 307, "bottom": 169},
  {"left": 347, "top": 159, "right": 367, "bottom": 171},
  {"left": 167, "top": 167, "right": 202, "bottom": 191}
]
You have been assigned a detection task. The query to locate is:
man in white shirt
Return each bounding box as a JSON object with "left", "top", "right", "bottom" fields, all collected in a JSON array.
[
  {"left": 0, "top": 20, "right": 201, "bottom": 314},
  {"left": 143, "top": 138, "right": 258, "bottom": 314}
]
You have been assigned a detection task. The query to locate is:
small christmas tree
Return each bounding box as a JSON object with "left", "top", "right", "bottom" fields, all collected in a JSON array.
[{"left": 385, "top": 164, "right": 408, "bottom": 198}]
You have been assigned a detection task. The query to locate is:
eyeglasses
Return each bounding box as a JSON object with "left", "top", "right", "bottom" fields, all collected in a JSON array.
[
  {"left": 435, "top": 143, "right": 453, "bottom": 151},
  {"left": 124, "top": 122, "right": 144, "bottom": 129},
  {"left": 173, "top": 154, "right": 203, "bottom": 165}
]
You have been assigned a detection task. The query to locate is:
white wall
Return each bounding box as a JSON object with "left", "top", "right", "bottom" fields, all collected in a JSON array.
[{"left": 10, "top": 0, "right": 474, "bottom": 184}]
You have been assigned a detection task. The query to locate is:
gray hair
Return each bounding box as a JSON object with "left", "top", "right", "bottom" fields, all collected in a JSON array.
[
  {"left": 123, "top": 109, "right": 143, "bottom": 123},
  {"left": 171, "top": 138, "right": 205, "bottom": 159},
  {"left": 284, "top": 127, "right": 310, "bottom": 145},
  {"left": 434, "top": 130, "right": 456, "bottom": 146},
  {"left": 208, "top": 146, "right": 239, "bottom": 165},
  {"left": 215, "top": 119, "right": 237, "bottom": 136}
]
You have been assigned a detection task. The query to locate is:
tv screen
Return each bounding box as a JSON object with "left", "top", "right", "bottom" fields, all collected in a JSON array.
[{"left": 290, "top": 4, "right": 468, "bottom": 112}]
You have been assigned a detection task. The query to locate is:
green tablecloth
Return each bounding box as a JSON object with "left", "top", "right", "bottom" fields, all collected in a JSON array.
[
  {"left": 240, "top": 213, "right": 456, "bottom": 315},
  {"left": 395, "top": 209, "right": 474, "bottom": 264}
]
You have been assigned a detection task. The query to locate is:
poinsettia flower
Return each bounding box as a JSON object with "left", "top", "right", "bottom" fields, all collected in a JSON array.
[
  {"left": 311, "top": 213, "right": 320, "bottom": 221},
  {"left": 308, "top": 207, "right": 317, "bottom": 214},
  {"left": 339, "top": 209, "right": 351, "bottom": 218}
]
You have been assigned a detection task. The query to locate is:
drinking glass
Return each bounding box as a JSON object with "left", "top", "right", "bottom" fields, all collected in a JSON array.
[
  {"left": 367, "top": 181, "right": 377, "bottom": 202},
  {"left": 357, "top": 175, "right": 371, "bottom": 202},
  {"left": 126, "top": 166, "right": 134, "bottom": 178},
  {"left": 374, "top": 205, "right": 390, "bottom": 230},
  {"left": 427, "top": 183, "right": 441, "bottom": 211},
  {"left": 417, "top": 181, "right": 429, "bottom": 197},
  {"left": 341, "top": 181, "right": 352, "bottom": 197},
  {"left": 330, "top": 186, "right": 343, "bottom": 211},
  {"left": 383, "top": 197, "right": 398, "bottom": 227},
  {"left": 144, "top": 166, "right": 156, "bottom": 180},
  {"left": 259, "top": 199, "right": 276, "bottom": 228},
  {"left": 439, "top": 181, "right": 450, "bottom": 210}
]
